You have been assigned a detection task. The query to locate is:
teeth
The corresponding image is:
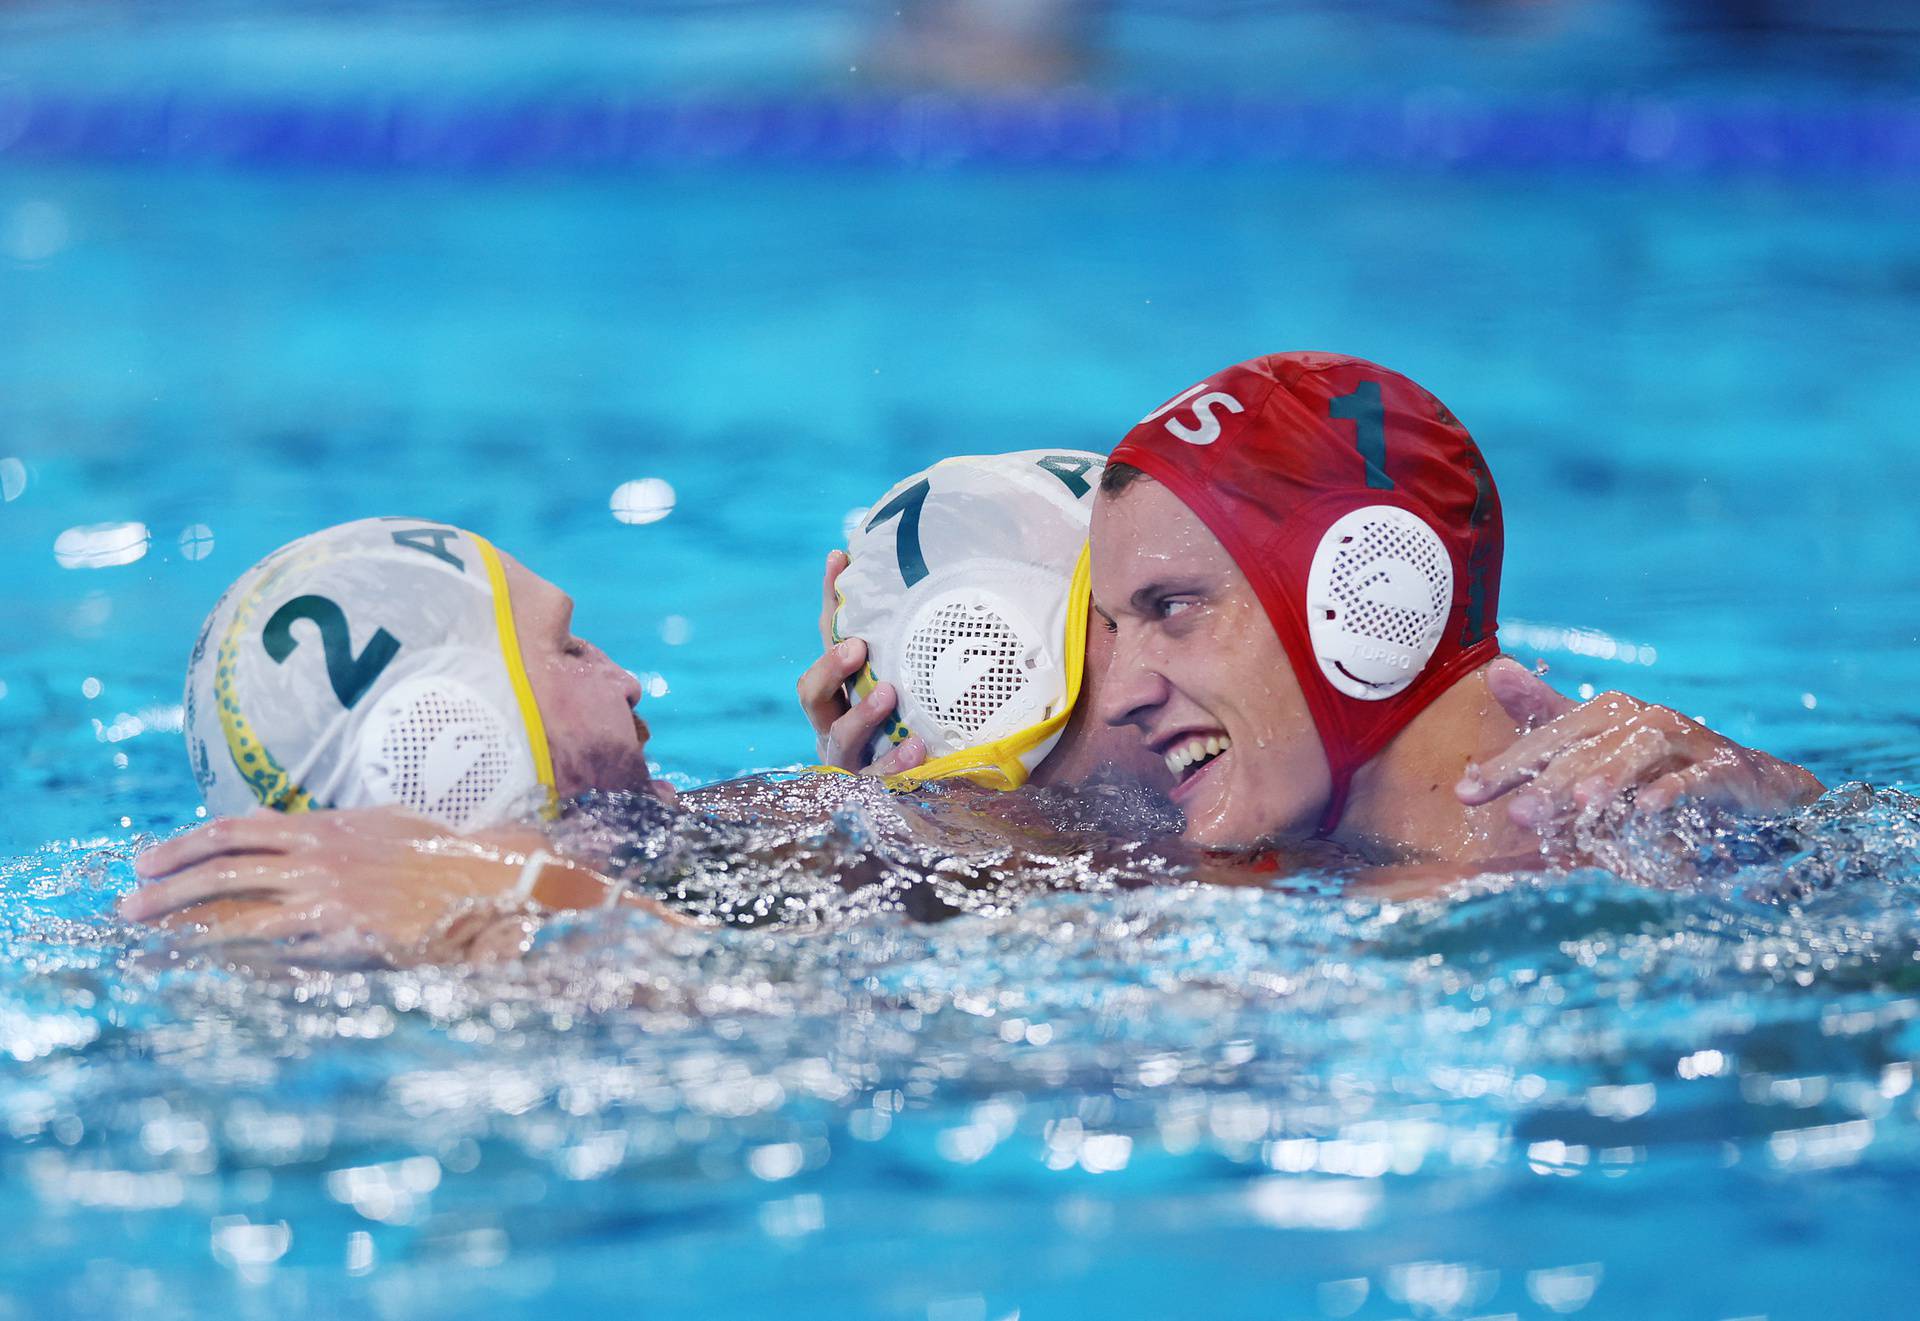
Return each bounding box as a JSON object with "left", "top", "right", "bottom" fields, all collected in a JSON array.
[{"left": 1163, "top": 734, "right": 1231, "bottom": 777}]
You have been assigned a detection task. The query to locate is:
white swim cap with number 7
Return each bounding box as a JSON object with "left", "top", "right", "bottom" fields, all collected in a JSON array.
[
  {"left": 833, "top": 449, "right": 1102, "bottom": 790},
  {"left": 183, "top": 517, "right": 558, "bottom": 832}
]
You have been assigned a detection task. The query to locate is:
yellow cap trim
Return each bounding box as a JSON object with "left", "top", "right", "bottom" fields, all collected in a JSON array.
[
  {"left": 881, "top": 542, "right": 1092, "bottom": 793},
  {"left": 215, "top": 573, "right": 316, "bottom": 814},
  {"left": 472, "top": 533, "right": 559, "bottom": 814},
  {"left": 215, "top": 548, "right": 330, "bottom": 813}
]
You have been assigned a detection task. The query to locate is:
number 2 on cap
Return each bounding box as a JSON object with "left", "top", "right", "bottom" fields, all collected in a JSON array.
[{"left": 262, "top": 595, "right": 401, "bottom": 709}]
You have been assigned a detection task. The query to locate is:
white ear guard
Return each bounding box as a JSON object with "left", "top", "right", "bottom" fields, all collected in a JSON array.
[
  {"left": 351, "top": 672, "right": 543, "bottom": 833},
  {"left": 896, "top": 576, "right": 1060, "bottom": 754},
  {"left": 1305, "top": 504, "right": 1453, "bottom": 700}
]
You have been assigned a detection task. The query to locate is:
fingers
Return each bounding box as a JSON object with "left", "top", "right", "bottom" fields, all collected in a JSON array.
[
  {"left": 1631, "top": 751, "right": 1820, "bottom": 818},
  {"left": 1634, "top": 769, "right": 1692, "bottom": 816},
  {"left": 167, "top": 903, "right": 319, "bottom": 947},
  {"left": 119, "top": 860, "right": 306, "bottom": 923},
  {"left": 817, "top": 550, "right": 849, "bottom": 650},
  {"left": 820, "top": 683, "right": 899, "bottom": 771},
  {"left": 1457, "top": 691, "right": 1647, "bottom": 804},
  {"left": 136, "top": 814, "right": 317, "bottom": 881},
  {"left": 1503, "top": 724, "right": 1678, "bottom": 831},
  {"left": 871, "top": 735, "right": 928, "bottom": 778},
  {"left": 1760, "top": 760, "right": 1826, "bottom": 811},
  {"left": 797, "top": 638, "right": 866, "bottom": 742},
  {"left": 1483, "top": 657, "right": 1578, "bottom": 730}
]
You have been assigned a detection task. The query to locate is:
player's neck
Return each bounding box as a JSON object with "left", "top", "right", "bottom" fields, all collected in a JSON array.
[{"left": 1333, "top": 663, "right": 1524, "bottom": 863}]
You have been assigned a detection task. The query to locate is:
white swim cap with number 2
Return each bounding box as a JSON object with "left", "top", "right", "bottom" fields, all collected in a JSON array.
[{"left": 183, "top": 517, "right": 558, "bottom": 832}]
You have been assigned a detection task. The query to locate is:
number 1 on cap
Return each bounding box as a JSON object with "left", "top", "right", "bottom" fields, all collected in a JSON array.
[{"left": 1329, "top": 380, "right": 1394, "bottom": 491}]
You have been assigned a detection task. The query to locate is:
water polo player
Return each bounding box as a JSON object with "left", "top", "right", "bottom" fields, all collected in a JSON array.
[
  {"left": 131, "top": 517, "right": 687, "bottom": 953},
  {"left": 800, "top": 449, "right": 1169, "bottom": 794},
  {"left": 183, "top": 516, "right": 669, "bottom": 827},
  {"left": 1092, "top": 351, "right": 1824, "bottom": 861},
  {"left": 128, "top": 433, "right": 1823, "bottom": 962}
]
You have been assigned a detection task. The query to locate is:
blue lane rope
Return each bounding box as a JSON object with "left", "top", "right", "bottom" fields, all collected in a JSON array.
[{"left": 1, "top": 91, "right": 1917, "bottom": 175}]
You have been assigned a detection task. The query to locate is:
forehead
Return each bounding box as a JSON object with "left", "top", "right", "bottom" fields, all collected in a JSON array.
[
  {"left": 1090, "top": 480, "right": 1237, "bottom": 597},
  {"left": 500, "top": 553, "right": 567, "bottom": 614}
]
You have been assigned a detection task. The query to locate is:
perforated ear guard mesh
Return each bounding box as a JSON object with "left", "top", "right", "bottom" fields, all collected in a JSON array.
[
  {"left": 1305, "top": 505, "right": 1453, "bottom": 701},
  {"left": 898, "top": 588, "right": 1054, "bottom": 750},
  {"left": 354, "top": 673, "right": 537, "bottom": 831}
]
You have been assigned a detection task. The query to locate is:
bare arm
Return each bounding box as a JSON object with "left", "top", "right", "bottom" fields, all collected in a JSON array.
[
  {"left": 122, "top": 807, "right": 686, "bottom": 967},
  {"left": 1457, "top": 658, "right": 1823, "bottom": 832}
]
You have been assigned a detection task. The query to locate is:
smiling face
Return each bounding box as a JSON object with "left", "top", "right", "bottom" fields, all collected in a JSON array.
[
  {"left": 499, "top": 554, "right": 673, "bottom": 805},
  {"left": 1089, "top": 476, "right": 1330, "bottom": 847},
  {"left": 1024, "top": 612, "right": 1178, "bottom": 795}
]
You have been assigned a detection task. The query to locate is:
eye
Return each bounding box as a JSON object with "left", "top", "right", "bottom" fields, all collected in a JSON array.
[
  {"left": 1155, "top": 596, "right": 1196, "bottom": 620},
  {"left": 563, "top": 638, "right": 588, "bottom": 658}
]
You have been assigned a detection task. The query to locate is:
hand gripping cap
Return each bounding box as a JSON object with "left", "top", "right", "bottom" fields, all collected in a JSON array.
[{"left": 833, "top": 450, "right": 1103, "bottom": 789}]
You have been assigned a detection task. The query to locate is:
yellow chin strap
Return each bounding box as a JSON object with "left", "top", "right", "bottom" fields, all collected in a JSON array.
[
  {"left": 880, "top": 543, "right": 1092, "bottom": 793},
  {"left": 471, "top": 534, "right": 560, "bottom": 816}
]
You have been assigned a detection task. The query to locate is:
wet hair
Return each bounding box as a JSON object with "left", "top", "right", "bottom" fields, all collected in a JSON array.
[{"left": 1098, "top": 460, "right": 1150, "bottom": 496}]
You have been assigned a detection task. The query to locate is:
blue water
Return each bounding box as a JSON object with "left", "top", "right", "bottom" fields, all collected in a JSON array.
[{"left": 6, "top": 4, "right": 1920, "bottom": 1317}]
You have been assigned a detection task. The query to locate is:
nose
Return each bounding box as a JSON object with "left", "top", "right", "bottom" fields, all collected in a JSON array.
[
  {"left": 590, "top": 643, "right": 642, "bottom": 710},
  {"left": 1096, "top": 624, "right": 1170, "bottom": 731}
]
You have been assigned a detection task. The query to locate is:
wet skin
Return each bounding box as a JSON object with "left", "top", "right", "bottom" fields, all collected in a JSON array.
[
  {"left": 1090, "top": 476, "right": 1333, "bottom": 847},
  {"left": 1088, "top": 475, "right": 1825, "bottom": 862},
  {"left": 497, "top": 554, "right": 676, "bottom": 807}
]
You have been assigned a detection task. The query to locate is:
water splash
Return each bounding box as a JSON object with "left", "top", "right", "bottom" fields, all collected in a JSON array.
[{"left": 5, "top": 786, "right": 1920, "bottom": 1313}]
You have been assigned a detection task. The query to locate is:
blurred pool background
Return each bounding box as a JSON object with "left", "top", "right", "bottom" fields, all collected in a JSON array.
[{"left": 5, "top": 1, "right": 1920, "bottom": 1317}]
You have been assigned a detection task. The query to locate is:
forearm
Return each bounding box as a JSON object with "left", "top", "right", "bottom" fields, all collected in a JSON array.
[{"left": 461, "top": 826, "right": 681, "bottom": 917}]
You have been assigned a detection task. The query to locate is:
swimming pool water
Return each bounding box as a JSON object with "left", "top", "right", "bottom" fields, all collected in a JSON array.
[{"left": 6, "top": 5, "right": 1920, "bottom": 1317}]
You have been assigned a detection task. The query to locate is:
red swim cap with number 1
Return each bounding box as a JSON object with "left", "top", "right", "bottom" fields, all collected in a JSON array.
[{"left": 1108, "top": 352, "right": 1504, "bottom": 834}]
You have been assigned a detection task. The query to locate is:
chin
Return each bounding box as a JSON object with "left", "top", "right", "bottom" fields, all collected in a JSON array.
[
  {"left": 612, "top": 760, "right": 658, "bottom": 795},
  {"left": 1179, "top": 814, "right": 1243, "bottom": 850},
  {"left": 1181, "top": 795, "right": 1294, "bottom": 851},
  {"left": 566, "top": 750, "right": 655, "bottom": 798}
]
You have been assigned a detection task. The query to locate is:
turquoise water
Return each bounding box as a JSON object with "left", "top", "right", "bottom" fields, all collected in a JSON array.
[{"left": 7, "top": 5, "right": 1920, "bottom": 1317}]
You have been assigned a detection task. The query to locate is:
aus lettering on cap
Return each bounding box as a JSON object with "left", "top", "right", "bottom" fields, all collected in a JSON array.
[{"left": 1139, "top": 382, "right": 1247, "bottom": 447}]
